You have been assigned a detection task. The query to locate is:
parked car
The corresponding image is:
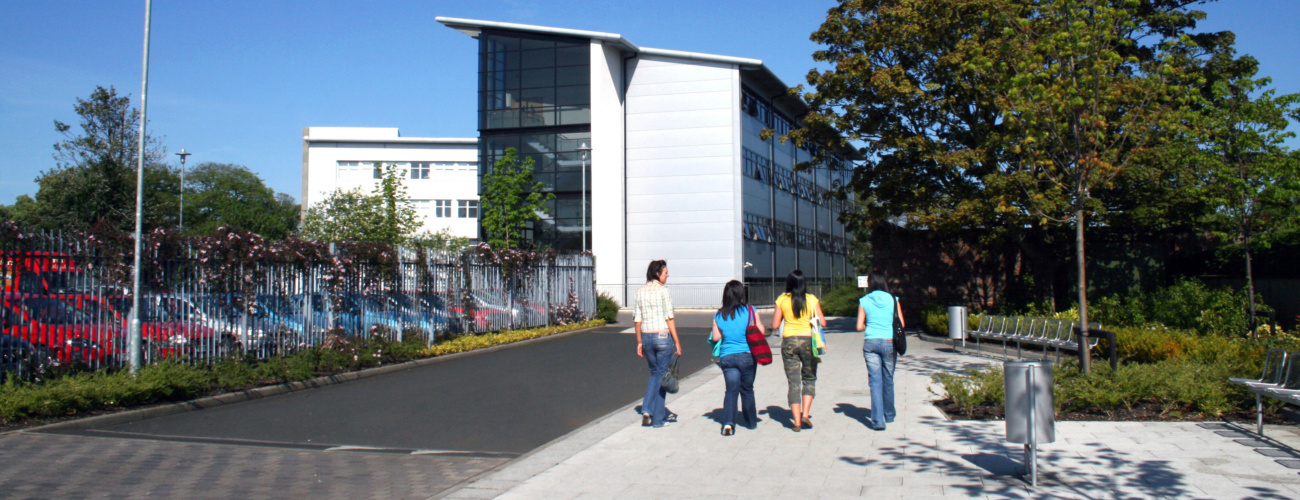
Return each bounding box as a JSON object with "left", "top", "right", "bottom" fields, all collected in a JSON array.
[
  {"left": 1, "top": 251, "right": 104, "bottom": 295},
  {"left": 1, "top": 293, "right": 120, "bottom": 366},
  {"left": 68, "top": 295, "right": 218, "bottom": 359},
  {"left": 111, "top": 293, "right": 241, "bottom": 355},
  {"left": 0, "top": 332, "right": 50, "bottom": 383},
  {"left": 290, "top": 293, "right": 365, "bottom": 336}
]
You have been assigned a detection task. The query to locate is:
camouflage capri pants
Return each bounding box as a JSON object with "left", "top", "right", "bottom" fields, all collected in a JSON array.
[{"left": 781, "top": 336, "right": 818, "bottom": 405}]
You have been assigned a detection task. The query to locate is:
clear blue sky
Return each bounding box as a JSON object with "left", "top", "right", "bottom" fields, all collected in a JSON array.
[{"left": 2, "top": 0, "right": 1296, "bottom": 206}]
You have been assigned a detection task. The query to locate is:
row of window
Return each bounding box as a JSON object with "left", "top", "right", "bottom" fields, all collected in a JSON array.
[
  {"left": 742, "top": 213, "right": 850, "bottom": 254},
  {"left": 336, "top": 161, "right": 477, "bottom": 180},
  {"left": 741, "top": 90, "right": 795, "bottom": 137},
  {"left": 411, "top": 200, "right": 479, "bottom": 219},
  {"left": 743, "top": 148, "right": 843, "bottom": 207},
  {"left": 741, "top": 90, "right": 852, "bottom": 168}
]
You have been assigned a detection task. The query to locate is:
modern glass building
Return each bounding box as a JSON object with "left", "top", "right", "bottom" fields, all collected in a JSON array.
[
  {"left": 477, "top": 31, "right": 592, "bottom": 252},
  {"left": 441, "top": 18, "right": 855, "bottom": 307}
]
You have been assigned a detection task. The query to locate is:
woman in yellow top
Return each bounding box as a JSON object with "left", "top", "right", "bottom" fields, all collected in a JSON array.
[{"left": 771, "top": 269, "right": 826, "bottom": 432}]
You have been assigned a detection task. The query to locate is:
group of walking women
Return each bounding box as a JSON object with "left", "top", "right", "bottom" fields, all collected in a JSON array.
[{"left": 633, "top": 260, "right": 906, "bottom": 436}]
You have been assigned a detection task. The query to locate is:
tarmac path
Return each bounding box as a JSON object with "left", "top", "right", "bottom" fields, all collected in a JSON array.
[{"left": 0, "top": 312, "right": 718, "bottom": 499}]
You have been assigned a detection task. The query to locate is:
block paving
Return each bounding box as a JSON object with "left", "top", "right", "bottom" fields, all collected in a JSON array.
[{"left": 445, "top": 322, "right": 1300, "bottom": 499}]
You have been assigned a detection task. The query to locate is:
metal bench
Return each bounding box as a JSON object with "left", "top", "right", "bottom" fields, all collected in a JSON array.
[
  {"left": 966, "top": 315, "right": 1108, "bottom": 366},
  {"left": 1231, "top": 348, "right": 1290, "bottom": 435}
]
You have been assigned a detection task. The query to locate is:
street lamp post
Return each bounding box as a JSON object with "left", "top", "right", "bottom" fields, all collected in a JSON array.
[
  {"left": 577, "top": 143, "right": 592, "bottom": 253},
  {"left": 129, "top": 0, "right": 155, "bottom": 375},
  {"left": 176, "top": 149, "right": 190, "bottom": 231}
]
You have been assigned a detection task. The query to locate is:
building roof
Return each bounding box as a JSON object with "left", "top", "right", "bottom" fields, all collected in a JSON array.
[
  {"left": 436, "top": 17, "right": 805, "bottom": 116},
  {"left": 303, "top": 127, "right": 476, "bottom": 145}
]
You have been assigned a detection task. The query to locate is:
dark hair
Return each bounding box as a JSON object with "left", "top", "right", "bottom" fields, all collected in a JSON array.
[
  {"left": 645, "top": 260, "right": 668, "bottom": 283},
  {"left": 718, "top": 280, "right": 748, "bottom": 320},
  {"left": 867, "top": 272, "right": 891, "bottom": 294},
  {"left": 785, "top": 270, "right": 807, "bottom": 317}
]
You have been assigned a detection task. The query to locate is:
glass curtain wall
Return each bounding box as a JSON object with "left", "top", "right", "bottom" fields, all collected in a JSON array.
[{"left": 478, "top": 30, "right": 591, "bottom": 251}]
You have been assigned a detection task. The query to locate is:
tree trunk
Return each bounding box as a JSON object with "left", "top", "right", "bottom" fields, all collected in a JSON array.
[
  {"left": 1246, "top": 233, "right": 1257, "bottom": 341},
  {"left": 1077, "top": 208, "right": 1091, "bottom": 374}
]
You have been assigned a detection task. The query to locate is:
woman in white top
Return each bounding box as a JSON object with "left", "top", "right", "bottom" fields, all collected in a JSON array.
[{"left": 634, "top": 260, "right": 681, "bottom": 428}]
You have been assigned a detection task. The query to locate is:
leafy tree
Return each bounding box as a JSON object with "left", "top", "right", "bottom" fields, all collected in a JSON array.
[
  {"left": 299, "top": 163, "right": 420, "bottom": 245},
  {"left": 480, "top": 147, "right": 553, "bottom": 249},
  {"left": 183, "top": 162, "right": 300, "bottom": 239},
  {"left": 987, "top": 0, "right": 1197, "bottom": 371},
  {"left": 9, "top": 86, "right": 173, "bottom": 231},
  {"left": 1197, "top": 68, "right": 1300, "bottom": 338},
  {"left": 408, "top": 228, "right": 471, "bottom": 252},
  {"left": 790, "top": 0, "right": 1233, "bottom": 311},
  {"left": 792, "top": 0, "right": 1235, "bottom": 371}
]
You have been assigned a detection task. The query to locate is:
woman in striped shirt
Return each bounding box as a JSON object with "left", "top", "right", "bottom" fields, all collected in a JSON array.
[{"left": 635, "top": 260, "right": 681, "bottom": 428}]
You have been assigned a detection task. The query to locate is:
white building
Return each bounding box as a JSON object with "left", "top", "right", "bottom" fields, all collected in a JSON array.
[
  {"left": 436, "top": 18, "right": 856, "bottom": 307},
  {"left": 301, "top": 127, "right": 480, "bottom": 240}
]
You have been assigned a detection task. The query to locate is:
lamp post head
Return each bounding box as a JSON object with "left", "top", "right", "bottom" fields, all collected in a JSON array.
[
  {"left": 576, "top": 142, "right": 591, "bottom": 159},
  {"left": 176, "top": 149, "right": 191, "bottom": 163}
]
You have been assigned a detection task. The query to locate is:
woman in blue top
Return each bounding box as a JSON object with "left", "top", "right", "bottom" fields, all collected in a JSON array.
[
  {"left": 711, "top": 280, "right": 764, "bottom": 436},
  {"left": 856, "top": 272, "right": 905, "bottom": 430}
]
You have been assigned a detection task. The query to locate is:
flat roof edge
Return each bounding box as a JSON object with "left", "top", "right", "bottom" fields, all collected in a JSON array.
[
  {"left": 436, "top": 16, "right": 639, "bottom": 51},
  {"left": 305, "top": 137, "right": 478, "bottom": 145},
  {"left": 637, "top": 47, "right": 762, "bottom": 67}
]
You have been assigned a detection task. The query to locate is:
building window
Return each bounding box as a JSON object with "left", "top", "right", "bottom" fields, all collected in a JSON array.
[
  {"left": 434, "top": 200, "right": 452, "bottom": 218},
  {"left": 411, "top": 162, "right": 430, "bottom": 179},
  {"left": 410, "top": 199, "right": 430, "bottom": 216},
  {"left": 743, "top": 148, "right": 770, "bottom": 183},
  {"left": 458, "top": 200, "right": 479, "bottom": 218}
]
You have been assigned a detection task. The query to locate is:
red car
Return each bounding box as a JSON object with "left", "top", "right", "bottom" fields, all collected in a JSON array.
[
  {"left": 1, "top": 293, "right": 121, "bottom": 366},
  {"left": 2, "top": 251, "right": 96, "bottom": 295},
  {"left": 66, "top": 295, "right": 218, "bottom": 359}
]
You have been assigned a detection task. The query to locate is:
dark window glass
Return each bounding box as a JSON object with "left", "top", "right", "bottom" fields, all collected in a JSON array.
[
  {"left": 486, "top": 110, "right": 519, "bottom": 129},
  {"left": 558, "top": 107, "right": 591, "bottom": 125},
  {"left": 521, "top": 134, "right": 555, "bottom": 154},
  {"left": 556, "top": 66, "right": 589, "bottom": 86},
  {"left": 555, "top": 171, "right": 583, "bottom": 192},
  {"left": 520, "top": 87, "right": 556, "bottom": 108},
  {"left": 555, "top": 132, "right": 590, "bottom": 152},
  {"left": 527, "top": 153, "right": 556, "bottom": 174},
  {"left": 520, "top": 68, "right": 555, "bottom": 89},
  {"left": 520, "top": 38, "right": 553, "bottom": 50},
  {"left": 486, "top": 35, "right": 521, "bottom": 51},
  {"left": 520, "top": 107, "right": 556, "bottom": 127},
  {"left": 556, "top": 46, "right": 588, "bottom": 67},
  {"left": 555, "top": 85, "right": 589, "bottom": 106},
  {"left": 520, "top": 48, "right": 555, "bottom": 69}
]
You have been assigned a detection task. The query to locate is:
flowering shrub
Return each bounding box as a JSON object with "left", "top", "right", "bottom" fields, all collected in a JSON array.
[{"left": 550, "top": 284, "right": 587, "bottom": 325}]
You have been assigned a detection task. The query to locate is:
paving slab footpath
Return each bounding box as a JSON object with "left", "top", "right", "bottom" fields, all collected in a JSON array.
[{"left": 442, "top": 318, "right": 1300, "bottom": 499}]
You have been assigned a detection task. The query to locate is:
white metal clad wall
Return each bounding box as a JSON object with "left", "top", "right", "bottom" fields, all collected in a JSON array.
[
  {"left": 590, "top": 41, "right": 628, "bottom": 304},
  {"left": 624, "top": 55, "right": 740, "bottom": 307}
]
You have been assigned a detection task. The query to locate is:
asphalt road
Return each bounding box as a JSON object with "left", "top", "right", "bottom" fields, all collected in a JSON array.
[{"left": 53, "top": 322, "right": 715, "bottom": 455}]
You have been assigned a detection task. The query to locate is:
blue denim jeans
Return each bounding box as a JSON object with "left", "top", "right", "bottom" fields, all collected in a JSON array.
[
  {"left": 642, "top": 333, "right": 675, "bottom": 426},
  {"left": 862, "top": 338, "right": 897, "bottom": 428},
  {"left": 717, "top": 353, "right": 757, "bottom": 428}
]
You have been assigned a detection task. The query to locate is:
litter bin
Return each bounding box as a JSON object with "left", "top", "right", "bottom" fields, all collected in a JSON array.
[
  {"left": 1005, "top": 360, "right": 1054, "bottom": 486},
  {"left": 948, "top": 306, "right": 967, "bottom": 343}
]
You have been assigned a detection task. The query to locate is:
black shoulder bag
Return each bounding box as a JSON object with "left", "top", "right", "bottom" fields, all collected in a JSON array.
[{"left": 893, "top": 296, "right": 907, "bottom": 356}]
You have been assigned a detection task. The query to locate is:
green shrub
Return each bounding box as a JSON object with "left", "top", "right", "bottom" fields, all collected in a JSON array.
[
  {"left": 931, "top": 365, "right": 1004, "bottom": 417},
  {"left": 820, "top": 281, "right": 862, "bottom": 317},
  {"left": 596, "top": 292, "right": 620, "bottom": 323},
  {"left": 921, "top": 304, "right": 947, "bottom": 335},
  {"left": 932, "top": 324, "right": 1295, "bottom": 420},
  {"left": 1092, "top": 279, "right": 1269, "bottom": 336}
]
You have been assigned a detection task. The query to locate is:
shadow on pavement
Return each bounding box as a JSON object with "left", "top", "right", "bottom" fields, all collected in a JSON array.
[
  {"left": 832, "top": 402, "right": 873, "bottom": 429},
  {"left": 761, "top": 405, "right": 795, "bottom": 429}
]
